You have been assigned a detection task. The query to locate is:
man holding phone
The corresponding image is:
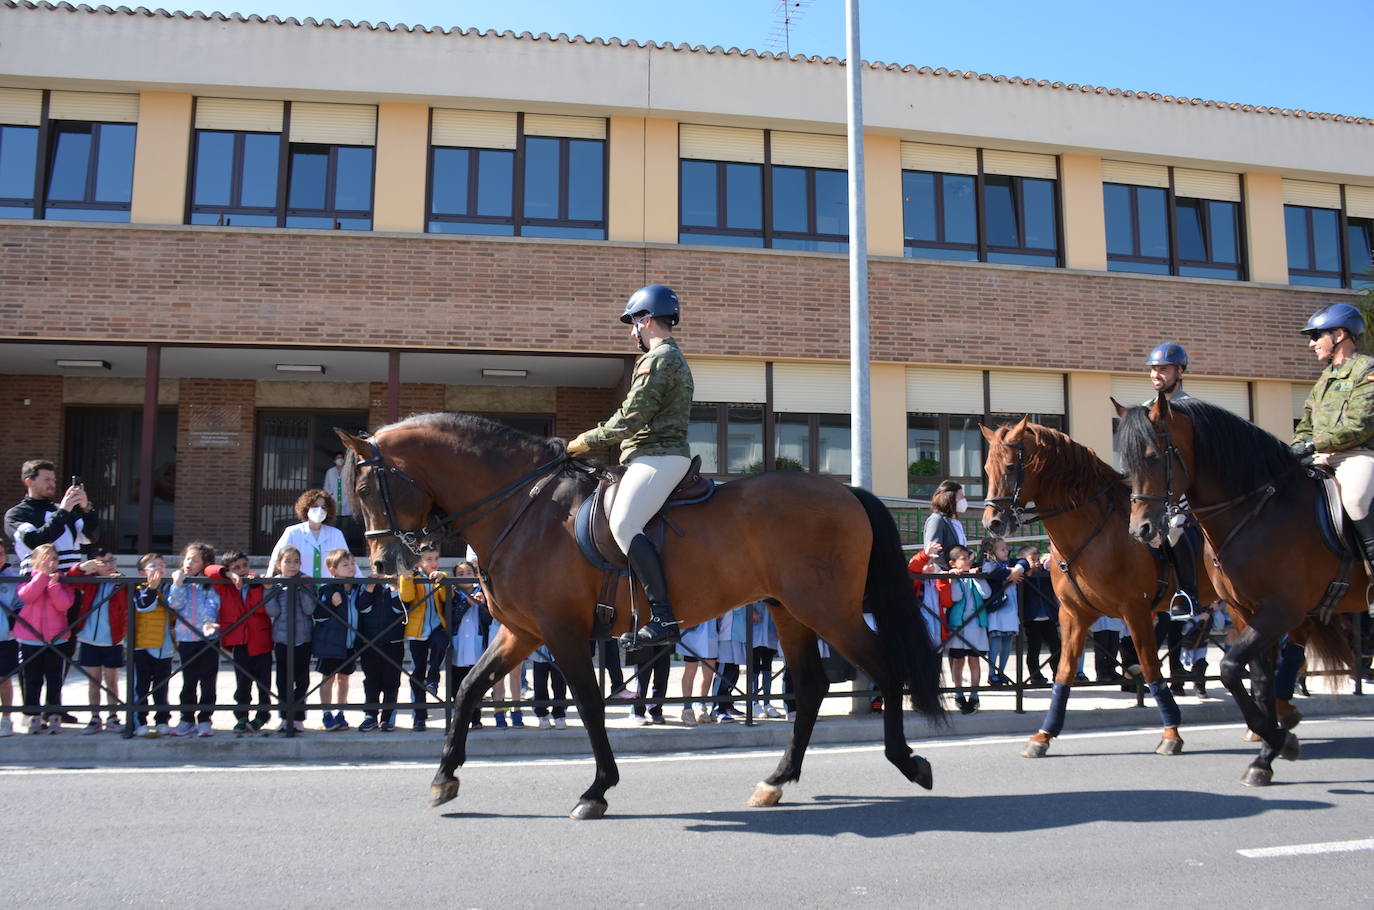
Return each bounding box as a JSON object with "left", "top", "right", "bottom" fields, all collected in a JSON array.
[{"left": 4, "top": 459, "right": 98, "bottom": 573}]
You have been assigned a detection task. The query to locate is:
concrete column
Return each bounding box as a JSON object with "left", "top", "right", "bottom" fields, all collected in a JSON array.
[
  {"left": 870, "top": 362, "right": 909, "bottom": 497},
  {"left": 1243, "top": 172, "right": 1288, "bottom": 284},
  {"left": 1066, "top": 371, "right": 1114, "bottom": 460},
  {"left": 373, "top": 102, "right": 428, "bottom": 233},
  {"left": 130, "top": 91, "right": 192, "bottom": 225},
  {"left": 1252, "top": 379, "right": 1296, "bottom": 440},
  {"left": 608, "top": 115, "right": 678, "bottom": 244},
  {"left": 1060, "top": 154, "right": 1106, "bottom": 271},
  {"left": 864, "top": 134, "right": 904, "bottom": 257}
]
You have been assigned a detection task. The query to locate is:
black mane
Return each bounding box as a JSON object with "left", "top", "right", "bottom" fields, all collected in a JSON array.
[{"left": 1116, "top": 397, "right": 1299, "bottom": 499}]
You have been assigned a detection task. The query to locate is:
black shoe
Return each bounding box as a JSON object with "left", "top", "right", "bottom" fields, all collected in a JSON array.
[
  {"left": 1169, "top": 681, "right": 1186, "bottom": 695},
  {"left": 60, "top": 713, "right": 79, "bottom": 725},
  {"left": 621, "top": 535, "right": 681, "bottom": 650},
  {"left": 954, "top": 695, "right": 972, "bottom": 715},
  {"left": 621, "top": 612, "right": 681, "bottom": 650},
  {"left": 968, "top": 698, "right": 981, "bottom": 714}
]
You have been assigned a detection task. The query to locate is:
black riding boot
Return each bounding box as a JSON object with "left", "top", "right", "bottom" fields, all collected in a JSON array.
[
  {"left": 1351, "top": 515, "right": 1374, "bottom": 617},
  {"left": 620, "top": 534, "right": 681, "bottom": 650},
  {"left": 1164, "top": 533, "right": 1202, "bottom": 618},
  {"left": 1192, "top": 659, "right": 1208, "bottom": 698}
]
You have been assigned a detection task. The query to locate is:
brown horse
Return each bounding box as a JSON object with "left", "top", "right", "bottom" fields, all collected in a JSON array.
[
  {"left": 981, "top": 417, "right": 1219, "bottom": 758},
  {"left": 1116, "top": 394, "right": 1359, "bottom": 786},
  {"left": 336, "top": 413, "right": 944, "bottom": 819}
]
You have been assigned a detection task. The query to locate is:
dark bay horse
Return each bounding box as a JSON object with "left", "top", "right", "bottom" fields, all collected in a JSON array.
[
  {"left": 336, "top": 413, "right": 944, "bottom": 819},
  {"left": 981, "top": 417, "right": 1219, "bottom": 758},
  {"left": 1116, "top": 394, "right": 1359, "bottom": 786}
]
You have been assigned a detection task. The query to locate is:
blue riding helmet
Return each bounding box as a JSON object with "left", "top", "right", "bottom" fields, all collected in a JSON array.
[
  {"left": 1301, "top": 302, "right": 1365, "bottom": 338},
  {"left": 620, "top": 284, "right": 680, "bottom": 326},
  {"left": 1146, "top": 342, "right": 1189, "bottom": 369}
]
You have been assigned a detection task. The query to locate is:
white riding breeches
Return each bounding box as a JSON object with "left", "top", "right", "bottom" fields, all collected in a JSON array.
[
  {"left": 609, "top": 454, "right": 692, "bottom": 553},
  {"left": 1316, "top": 447, "right": 1374, "bottom": 520}
]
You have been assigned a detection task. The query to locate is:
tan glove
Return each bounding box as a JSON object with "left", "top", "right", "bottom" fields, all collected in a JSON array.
[{"left": 566, "top": 438, "right": 591, "bottom": 457}]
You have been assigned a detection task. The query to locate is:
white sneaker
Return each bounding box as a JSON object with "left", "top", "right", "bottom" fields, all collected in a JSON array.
[
  {"left": 277, "top": 721, "right": 292, "bottom": 734},
  {"left": 196, "top": 721, "right": 214, "bottom": 738},
  {"left": 134, "top": 724, "right": 151, "bottom": 737},
  {"left": 294, "top": 721, "right": 306, "bottom": 733},
  {"left": 27, "top": 715, "right": 42, "bottom": 735},
  {"left": 697, "top": 708, "right": 716, "bottom": 724},
  {"left": 0, "top": 717, "right": 12, "bottom": 737},
  {"left": 786, "top": 711, "right": 796, "bottom": 722},
  {"left": 634, "top": 713, "right": 651, "bottom": 726},
  {"left": 763, "top": 705, "right": 784, "bottom": 719},
  {"left": 539, "top": 715, "right": 553, "bottom": 729},
  {"left": 554, "top": 717, "right": 566, "bottom": 729},
  {"left": 171, "top": 720, "right": 195, "bottom": 737},
  {"left": 155, "top": 723, "right": 171, "bottom": 736},
  {"left": 47, "top": 714, "right": 62, "bottom": 734},
  {"left": 104, "top": 715, "right": 123, "bottom": 732},
  {"left": 680, "top": 707, "right": 697, "bottom": 726}
]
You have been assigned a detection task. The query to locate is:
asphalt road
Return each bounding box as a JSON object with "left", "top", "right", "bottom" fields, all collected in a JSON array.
[{"left": 3, "top": 716, "right": 1370, "bottom": 909}]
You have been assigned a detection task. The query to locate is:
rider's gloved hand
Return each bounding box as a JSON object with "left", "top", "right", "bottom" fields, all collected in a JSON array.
[
  {"left": 566, "top": 437, "right": 591, "bottom": 457},
  {"left": 1290, "top": 439, "right": 1316, "bottom": 460}
]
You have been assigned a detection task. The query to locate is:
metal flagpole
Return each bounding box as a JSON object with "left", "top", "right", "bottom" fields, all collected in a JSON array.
[{"left": 845, "top": 0, "right": 872, "bottom": 491}]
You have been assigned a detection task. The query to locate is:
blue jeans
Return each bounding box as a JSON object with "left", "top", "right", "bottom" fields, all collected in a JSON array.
[{"left": 988, "top": 631, "right": 1015, "bottom": 676}]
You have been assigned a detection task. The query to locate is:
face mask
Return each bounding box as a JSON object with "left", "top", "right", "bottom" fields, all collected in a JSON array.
[
  {"left": 632, "top": 322, "right": 649, "bottom": 354},
  {"left": 955, "top": 497, "right": 969, "bottom": 514},
  {"left": 333, "top": 457, "right": 344, "bottom": 467},
  {"left": 307, "top": 507, "right": 327, "bottom": 524}
]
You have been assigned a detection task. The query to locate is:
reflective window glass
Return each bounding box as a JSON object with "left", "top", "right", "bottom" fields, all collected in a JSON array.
[
  {"left": 983, "top": 175, "right": 1018, "bottom": 247},
  {"left": 1348, "top": 219, "right": 1373, "bottom": 283},
  {"left": 333, "top": 147, "right": 373, "bottom": 211},
  {"left": 1175, "top": 198, "right": 1205, "bottom": 261},
  {"left": 522, "top": 136, "right": 560, "bottom": 221},
  {"left": 1103, "top": 183, "right": 1133, "bottom": 256},
  {"left": 567, "top": 139, "right": 603, "bottom": 221},
  {"left": 723, "top": 163, "right": 762, "bottom": 230},
  {"left": 816, "top": 414, "right": 851, "bottom": 475},
  {"left": 1284, "top": 206, "right": 1309, "bottom": 269},
  {"left": 771, "top": 166, "right": 808, "bottom": 233},
  {"left": 1310, "top": 207, "right": 1341, "bottom": 272},
  {"left": 773, "top": 236, "right": 847, "bottom": 253},
  {"left": 726, "top": 407, "right": 764, "bottom": 473},
  {"left": 0, "top": 125, "right": 38, "bottom": 200},
  {"left": 240, "top": 133, "right": 280, "bottom": 208},
  {"left": 943, "top": 175, "right": 977, "bottom": 244},
  {"left": 1207, "top": 200, "right": 1238, "bottom": 265},
  {"left": 47, "top": 124, "right": 93, "bottom": 201},
  {"left": 774, "top": 414, "right": 811, "bottom": 471},
  {"left": 688, "top": 405, "right": 719, "bottom": 474},
  {"left": 680, "top": 160, "right": 717, "bottom": 227},
  {"left": 430, "top": 147, "right": 470, "bottom": 215},
  {"left": 812, "top": 168, "right": 848, "bottom": 236},
  {"left": 0, "top": 205, "right": 37, "bottom": 219},
  {"left": 93, "top": 123, "right": 135, "bottom": 203},
  {"left": 948, "top": 415, "right": 983, "bottom": 479},
  {"left": 680, "top": 232, "right": 764, "bottom": 248},
  {"left": 287, "top": 147, "right": 328, "bottom": 209},
  {"left": 1138, "top": 187, "right": 1169, "bottom": 259},
  {"left": 906, "top": 245, "right": 979, "bottom": 262},
  {"left": 902, "top": 171, "right": 937, "bottom": 241},
  {"left": 907, "top": 414, "right": 940, "bottom": 497},
  {"left": 1021, "top": 178, "right": 1056, "bottom": 249},
  {"left": 428, "top": 220, "right": 515, "bottom": 236},
  {"left": 192, "top": 131, "right": 234, "bottom": 207},
  {"left": 475, "top": 149, "right": 513, "bottom": 217}
]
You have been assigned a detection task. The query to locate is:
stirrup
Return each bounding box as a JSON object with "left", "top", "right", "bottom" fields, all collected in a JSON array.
[
  {"left": 1167, "top": 590, "right": 1198, "bottom": 619},
  {"left": 619, "top": 617, "right": 681, "bottom": 650}
]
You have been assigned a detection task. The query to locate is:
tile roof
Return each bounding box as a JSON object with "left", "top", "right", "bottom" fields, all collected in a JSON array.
[{"left": 6, "top": 1, "right": 1371, "bottom": 126}]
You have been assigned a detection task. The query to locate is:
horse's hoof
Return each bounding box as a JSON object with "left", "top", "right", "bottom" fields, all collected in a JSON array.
[
  {"left": 1242, "top": 728, "right": 1263, "bottom": 743},
  {"left": 1279, "top": 732, "right": 1301, "bottom": 762},
  {"left": 747, "top": 781, "right": 783, "bottom": 807},
  {"left": 1156, "top": 737, "right": 1184, "bottom": 756},
  {"left": 1279, "top": 709, "right": 1303, "bottom": 731},
  {"left": 1021, "top": 739, "right": 1051, "bottom": 759},
  {"left": 1241, "top": 765, "right": 1273, "bottom": 787},
  {"left": 569, "top": 799, "right": 608, "bottom": 820},
  {"left": 910, "top": 754, "right": 934, "bottom": 790},
  {"left": 427, "top": 778, "right": 460, "bottom": 808}
]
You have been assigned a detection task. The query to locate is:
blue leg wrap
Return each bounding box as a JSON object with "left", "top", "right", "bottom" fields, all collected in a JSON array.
[
  {"left": 1148, "top": 680, "right": 1182, "bottom": 727},
  {"left": 1041, "top": 682, "right": 1071, "bottom": 736},
  {"left": 1274, "top": 642, "right": 1306, "bottom": 701}
]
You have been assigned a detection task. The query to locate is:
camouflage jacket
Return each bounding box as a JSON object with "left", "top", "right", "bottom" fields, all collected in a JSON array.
[
  {"left": 1294, "top": 352, "right": 1374, "bottom": 452},
  {"left": 575, "top": 338, "right": 693, "bottom": 462}
]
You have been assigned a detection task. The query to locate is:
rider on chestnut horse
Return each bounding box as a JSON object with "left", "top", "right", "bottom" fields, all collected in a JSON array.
[
  {"left": 1145, "top": 342, "right": 1204, "bottom": 620},
  {"left": 565, "top": 285, "right": 695, "bottom": 648}
]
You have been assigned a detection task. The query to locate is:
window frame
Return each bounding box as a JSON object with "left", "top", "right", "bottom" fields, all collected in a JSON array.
[
  {"left": 1284, "top": 197, "right": 1372, "bottom": 289},
  {"left": 186, "top": 128, "right": 283, "bottom": 227},
  {"left": 42, "top": 118, "right": 136, "bottom": 222},
  {"left": 677, "top": 158, "right": 765, "bottom": 246},
  {"left": 772, "top": 411, "right": 852, "bottom": 482},
  {"left": 1103, "top": 169, "right": 1246, "bottom": 281},
  {"left": 282, "top": 141, "right": 376, "bottom": 231},
  {"left": 1103, "top": 182, "right": 1171, "bottom": 273},
  {"left": 906, "top": 412, "right": 986, "bottom": 499},
  {"left": 0, "top": 122, "right": 41, "bottom": 216},
  {"left": 900, "top": 169, "right": 979, "bottom": 260},
  {"left": 688, "top": 401, "right": 768, "bottom": 479}
]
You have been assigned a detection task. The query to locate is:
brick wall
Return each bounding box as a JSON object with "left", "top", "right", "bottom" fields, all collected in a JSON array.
[
  {"left": 0, "top": 223, "right": 1345, "bottom": 381},
  {"left": 173, "top": 378, "right": 254, "bottom": 553},
  {"left": 365, "top": 382, "right": 447, "bottom": 431},
  {"left": 0, "top": 375, "right": 64, "bottom": 517},
  {"left": 555, "top": 386, "right": 620, "bottom": 440}
]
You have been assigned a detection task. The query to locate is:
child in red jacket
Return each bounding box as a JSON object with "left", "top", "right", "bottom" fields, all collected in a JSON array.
[
  {"left": 69, "top": 549, "right": 128, "bottom": 733},
  {"left": 206, "top": 550, "right": 273, "bottom": 734},
  {"left": 908, "top": 541, "right": 952, "bottom": 647}
]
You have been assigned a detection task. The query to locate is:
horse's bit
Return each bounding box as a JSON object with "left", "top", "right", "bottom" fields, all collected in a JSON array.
[{"left": 985, "top": 442, "right": 1112, "bottom": 533}]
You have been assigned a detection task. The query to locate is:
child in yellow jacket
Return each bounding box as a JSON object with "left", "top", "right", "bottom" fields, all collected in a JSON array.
[{"left": 397, "top": 545, "right": 449, "bottom": 732}]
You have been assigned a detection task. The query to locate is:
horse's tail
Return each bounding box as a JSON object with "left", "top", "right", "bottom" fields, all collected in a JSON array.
[
  {"left": 1302, "top": 612, "right": 1358, "bottom": 693},
  {"left": 849, "top": 486, "right": 946, "bottom": 721}
]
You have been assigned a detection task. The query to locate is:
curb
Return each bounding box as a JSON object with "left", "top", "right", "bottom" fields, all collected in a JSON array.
[{"left": 1, "top": 695, "right": 1366, "bottom": 767}]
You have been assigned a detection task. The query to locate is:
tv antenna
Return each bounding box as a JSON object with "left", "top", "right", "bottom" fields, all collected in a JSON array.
[{"left": 766, "top": 0, "right": 813, "bottom": 56}]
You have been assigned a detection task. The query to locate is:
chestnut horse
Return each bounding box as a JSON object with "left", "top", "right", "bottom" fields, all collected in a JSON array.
[
  {"left": 336, "top": 414, "right": 944, "bottom": 819},
  {"left": 981, "top": 417, "right": 1219, "bottom": 758},
  {"left": 1116, "top": 394, "right": 1358, "bottom": 786}
]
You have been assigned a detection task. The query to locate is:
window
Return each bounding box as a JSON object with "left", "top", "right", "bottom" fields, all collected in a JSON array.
[
  {"left": 771, "top": 166, "right": 848, "bottom": 252},
  {"left": 1104, "top": 183, "right": 1170, "bottom": 274},
  {"left": 428, "top": 117, "right": 606, "bottom": 239},
  {"left": 1104, "top": 180, "right": 1242, "bottom": 280},
  {"left": 907, "top": 413, "right": 984, "bottom": 499},
  {"left": 679, "top": 160, "right": 764, "bottom": 247},
  {"left": 0, "top": 123, "right": 39, "bottom": 218},
  {"left": 1349, "top": 217, "right": 1374, "bottom": 288},
  {"left": 43, "top": 121, "right": 135, "bottom": 222},
  {"left": 284, "top": 143, "right": 373, "bottom": 230},
  {"left": 902, "top": 163, "right": 1059, "bottom": 266},
  {"left": 983, "top": 174, "right": 1059, "bottom": 265},
  {"left": 1175, "top": 197, "right": 1241, "bottom": 279},
  {"left": 688, "top": 404, "right": 765, "bottom": 475},
  {"left": 188, "top": 130, "right": 281, "bottom": 226},
  {"left": 1284, "top": 204, "right": 1371, "bottom": 289},
  {"left": 902, "top": 170, "right": 977, "bottom": 260},
  {"left": 775, "top": 413, "right": 851, "bottom": 477}
]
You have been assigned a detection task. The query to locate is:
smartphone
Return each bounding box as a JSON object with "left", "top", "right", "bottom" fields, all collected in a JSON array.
[{"left": 71, "top": 475, "right": 83, "bottom": 488}]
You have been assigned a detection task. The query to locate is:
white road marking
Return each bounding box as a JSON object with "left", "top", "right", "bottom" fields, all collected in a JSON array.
[
  {"left": 0, "top": 716, "right": 1362, "bottom": 778},
  {"left": 1237, "top": 838, "right": 1374, "bottom": 858}
]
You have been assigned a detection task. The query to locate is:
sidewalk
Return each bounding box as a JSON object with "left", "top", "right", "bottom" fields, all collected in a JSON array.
[{"left": 2, "top": 665, "right": 1367, "bottom": 766}]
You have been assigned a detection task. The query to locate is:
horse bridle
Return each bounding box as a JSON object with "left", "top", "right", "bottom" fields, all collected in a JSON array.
[
  {"left": 358, "top": 438, "right": 569, "bottom": 557},
  {"left": 1125, "top": 416, "right": 1192, "bottom": 527},
  {"left": 985, "top": 442, "right": 1113, "bottom": 533}
]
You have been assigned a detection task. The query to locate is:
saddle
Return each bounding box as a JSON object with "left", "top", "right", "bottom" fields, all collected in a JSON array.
[
  {"left": 574, "top": 454, "right": 715, "bottom": 573},
  {"left": 1309, "top": 464, "right": 1353, "bottom": 559}
]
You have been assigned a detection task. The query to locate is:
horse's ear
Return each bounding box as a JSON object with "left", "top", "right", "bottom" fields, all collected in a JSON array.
[
  {"left": 1149, "top": 390, "right": 1172, "bottom": 422},
  {"left": 979, "top": 423, "right": 995, "bottom": 441},
  {"left": 335, "top": 428, "right": 372, "bottom": 459},
  {"left": 1110, "top": 397, "right": 1127, "bottom": 418}
]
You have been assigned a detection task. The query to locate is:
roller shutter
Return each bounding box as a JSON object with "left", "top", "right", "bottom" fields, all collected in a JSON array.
[
  {"left": 1174, "top": 168, "right": 1240, "bottom": 202},
  {"left": 1346, "top": 185, "right": 1374, "bottom": 219},
  {"left": 679, "top": 124, "right": 765, "bottom": 163},
  {"left": 431, "top": 109, "right": 517, "bottom": 149},
  {"left": 688, "top": 359, "right": 766, "bottom": 404},
  {"left": 1187, "top": 379, "right": 1251, "bottom": 419},
  {"left": 1110, "top": 375, "right": 1156, "bottom": 408},
  {"left": 288, "top": 102, "right": 376, "bottom": 146},
  {"left": 983, "top": 149, "right": 1056, "bottom": 180},
  {"left": 989, "top": 371, "right": 1064, "bottom": 414},
  {"left": 907, "top": 367, "right": 983, "bottom": 413},
  {"left": 900, "top": 141, "right": 977, "bottom": 175},
  {"left": 49, "top": 91, "right": 138, "bottom": 123},
  {"left": 523, "top": 113, "right": 605, "bottom": 139},
  {"left": 195, "top": 98, "right": 284, "bottom": 133},
  {"left": 1101, "top": 160, "right": 1169, "bottom": 188},
  {"left": 1292, "top": 384, "right": 1310, "bottom": 422},
  {"left": 774, "top": 362, "right": 850, "bottom": 413},
  {"left": 0, "top": 87, "right": 42, "bottom": 126},
  {"left": 1282, "top": 179, "right": 1341, "bottom": 209},
  {"left": 770, "top": 131, "right": 847, "bottom": 169}
]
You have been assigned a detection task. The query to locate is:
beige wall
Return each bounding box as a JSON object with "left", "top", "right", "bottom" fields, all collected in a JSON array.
[
  {"left": 63, "top": 376, "right": 179, "bottom": 405},
  {"left": 1066, "top": 371, "right": 1114, "bottom": 460},
  {"left": 255, "top": 380, "right": 369, "bottom": 409},
  {"left": 1251, "top": 379, "right": 1295, "bottom": 439},
  {"left": 130, "top": 91, "right": 191, "bottom": 225},
  {"left": 373, "top": 102, "right": 428, "bottom": 233},
  {"left": 644, "top": 118, "right": 679, "bottom": 243},
  {"left": 870, "top": 362, "right": 908, "bottom": 498},
  {"left": 865, "top": 135, "right": 903, "bottom": 258},
  {"left": 1060, "top": 154, "right": 1106, "bottom": 271},
  {"left": 1243, "top": 172, "right": 1288, "bottom": 284},
  {"left": 608, "top": 115, "right": 678, "bottom": 244}
]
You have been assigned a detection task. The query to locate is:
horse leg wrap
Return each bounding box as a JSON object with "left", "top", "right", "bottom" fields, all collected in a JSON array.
[
  {"left": 1040, "top": 682, "right": 1071, "bottom": 737},
  {"left": 1148, "top": 680, "right": 1182, "bottom": 728}
]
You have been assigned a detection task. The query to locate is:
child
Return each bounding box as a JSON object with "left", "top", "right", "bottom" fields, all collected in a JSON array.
[
  {"left": 315, "top": 549, "right": 361, "bottom": 731},
  {"left": 167, "top": 542, "right": 220, "bottom": 737},
  {"left": 262, "top": 546, "right": 315, "bottom": 733},
  {"left": 979, "top": 537, "right": 1025, "bottom": 689},
  {"left": 69, "top": 549, "right": 128, "bottom": 733},
  {"left": 355, "top": 571, "right": 406, "bottom": 732},
  {"left": 447, "top": 560, "right": 491, "bottom": 729},
  {"left": 398, "top": 545, "right": 450, "bottom": 733},
  {"left": 712, "top": 603, "right": 749, "bottom": 722},
  {"left": 205, "top": 550, "right": 273, "bottom": 734},
  {"left": 676, "top": 617, "right": 717, "bottom": 725},
  {"left": 749, "top": 600, "right": 783, "bottom": 719},
  {"left": 0, "top": 540, "right": 22, "bottom": 736},
  {"left": 14, "top": 543, "right": 75, "bottom": 733},
  {"left": 945, "top": 545, "right": 990, "bottom": 714},
  {"left": 132, "top": 553, "right": 175, "bottom": 736},
  {"left": 529, "top": 644, "right": 567, "bottom": 729},
  {"left": 910, "top": 541, "right": 953, "bottom": 649},
  {"left": 1018, "top": 546, "right": 1061, "bottom": 685}
]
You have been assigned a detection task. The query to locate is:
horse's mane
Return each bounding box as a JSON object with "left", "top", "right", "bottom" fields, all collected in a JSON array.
[
  {"left": 1116, "top": 397, "right": 1299, "bottom": 499},
  {"left": 1014, "top": 423, "right": 1128, "bottom": 510}
]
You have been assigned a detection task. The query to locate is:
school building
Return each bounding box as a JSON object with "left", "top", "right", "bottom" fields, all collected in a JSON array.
[{"left": 1, "top": 2, "right": 1371, "bottom": 554}]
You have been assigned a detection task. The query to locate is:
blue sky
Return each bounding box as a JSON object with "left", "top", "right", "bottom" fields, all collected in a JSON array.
[{"left": 221, "top": 1, "right": 1372, "bottom": 118}]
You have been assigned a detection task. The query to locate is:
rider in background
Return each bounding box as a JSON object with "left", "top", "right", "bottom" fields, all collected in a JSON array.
[
  {"left": 567, "top": 285, "right": 694, "bottom": 649},
  {"left": 1144, "top": 342, "right": 1203, "bottom": 620},
  {"left": 1292, "top": 302, "right": 1374, "bottom": 614}
]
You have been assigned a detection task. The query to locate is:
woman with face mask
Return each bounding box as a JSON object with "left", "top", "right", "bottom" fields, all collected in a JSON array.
[
  {"left": 922, "top": 480, "right": 968, "bottom": 570},
  {"left": 322, "top": 452, "right": 359, "bottom": 546},
  {"left": 267, "top": 489, "right": 354, "bottom": 582}
]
